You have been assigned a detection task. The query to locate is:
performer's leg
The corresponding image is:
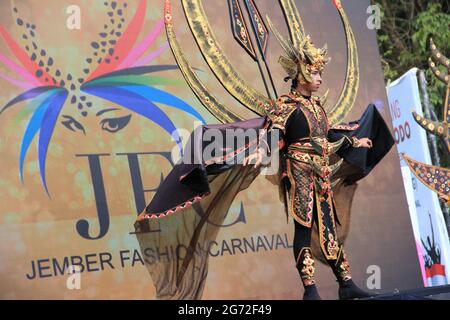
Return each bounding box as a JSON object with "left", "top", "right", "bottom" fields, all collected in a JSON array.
[
  {"left": 313, "top": 193, "right": 372, "bottom": 299},
  {"left": 293, "top": 218, "right": 321, "bottom": 300},
  {"left": 325, "top": 245, "right": 371, "bottom": 300}
]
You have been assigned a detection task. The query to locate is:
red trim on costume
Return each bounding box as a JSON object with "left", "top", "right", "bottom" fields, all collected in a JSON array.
[
  {"left": 331, "top": 123, "right": 360, "bottom": 131},
  {"left": 140, "top": 192, "right": 210, "bottom": 220}
]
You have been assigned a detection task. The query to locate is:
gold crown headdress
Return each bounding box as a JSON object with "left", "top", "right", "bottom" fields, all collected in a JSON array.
[{"left": 266, "top": 16, "right": 330, "bottom": 83}]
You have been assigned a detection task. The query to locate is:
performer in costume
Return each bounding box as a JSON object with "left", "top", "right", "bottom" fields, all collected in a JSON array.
[
  {"left": 133, "top": 0, "right": 395, "bottom": 300},
  {"left": 260, "top": 29, "right": 373, "bottom": 300}
]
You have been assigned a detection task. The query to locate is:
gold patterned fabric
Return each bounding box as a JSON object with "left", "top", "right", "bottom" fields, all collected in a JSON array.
[
  {"left": 276, "top": 93, "right": 345, "bottom": 260},
  {"left": 265, "top": 96, "right": 297, "bottom": 134},
  {"left": 334, "top": 245, "right": 352, "bottom": 281},
  {"left": 286, "top": 158, "right": 315, "bottom": 227},
  {"left": 296, "top": 247, "right": 316, "bottom": 286},
  {"left": 289, "top": 92, "right": 329, "bottom": 136}
]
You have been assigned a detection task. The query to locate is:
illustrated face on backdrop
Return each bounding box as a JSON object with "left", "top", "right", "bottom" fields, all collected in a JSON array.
[{"left": 0, "top": 0, "right": 205, "bottom": 196}]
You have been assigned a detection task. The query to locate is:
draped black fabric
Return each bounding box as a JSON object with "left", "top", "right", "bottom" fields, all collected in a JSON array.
[
  {"left": 141, "top": 103, "right": 394, "bottom": 221},
  {"left": 332, "top": 104, "right": 395, "bottom": 184},
  {"left": 133, "top": 103, "right": 394, "bottom": 299},
  {"left": 143, "top": 117, "right": 267, "bottom": 216}
]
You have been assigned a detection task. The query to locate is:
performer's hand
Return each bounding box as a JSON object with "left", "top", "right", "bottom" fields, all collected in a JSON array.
[
  {"left": 243, "top": 146, "right": 265, "bottom": 169},
  {"left": 357, "top": 137, "right": 373, "bottom": 148}
]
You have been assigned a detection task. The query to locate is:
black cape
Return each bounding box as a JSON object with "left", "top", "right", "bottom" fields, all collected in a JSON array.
[{"left": 134, "top": 104, "right": 394, "bottom": 299}]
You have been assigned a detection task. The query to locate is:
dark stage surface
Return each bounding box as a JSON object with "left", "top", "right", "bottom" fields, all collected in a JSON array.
[{"left": 364, "top": 285, "right": 450, "bottom": 300}]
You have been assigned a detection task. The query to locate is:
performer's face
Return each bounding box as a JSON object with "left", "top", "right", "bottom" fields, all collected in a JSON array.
[{"left": 299, "top": 67, "right": 322, "bottom": 94}]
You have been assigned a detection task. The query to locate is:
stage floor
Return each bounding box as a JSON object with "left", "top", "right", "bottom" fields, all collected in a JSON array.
[{"left": 364, "top": 285, "right": 450, "bottom": 300}]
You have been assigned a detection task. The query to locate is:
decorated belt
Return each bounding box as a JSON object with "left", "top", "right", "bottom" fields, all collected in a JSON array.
[
  {"left": 286, "top": 140, "right": 344, "bottom": 195},
  {"left": 287, "top": 145, "right": 328, "bottom": 167},
  {"left": 288, "top": 142, "right": 315, "bottom": 154}
]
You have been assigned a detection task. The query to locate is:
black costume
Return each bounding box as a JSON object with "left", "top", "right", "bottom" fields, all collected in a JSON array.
[
  {"left": 134, "top": 89, "right": 394, "bottom": 299},
  {"left": 267, "top": 91, "right": 375, "bottom": 299}
]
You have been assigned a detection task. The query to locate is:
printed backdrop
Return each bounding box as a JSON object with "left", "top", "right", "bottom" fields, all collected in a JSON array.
[{"left": 0, "top": 0, "right": 422, "bottom": 299}]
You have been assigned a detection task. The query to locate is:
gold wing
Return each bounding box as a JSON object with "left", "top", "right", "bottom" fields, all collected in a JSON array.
[
  {"left": 165, "top": 0, "right": 359, "bottom": 125},
  {"left": 181, "top": 0, "right": 271, "bottom": 117},
  {"left": 412, "top": 111, "right": 448, "bottom": 138},
  {"left": 279, "top": 0, "right": 359, "bottom": 125},
  {"left": 164, "top": 1, "right": 243, "bottom": 123},
  {"left": 402, "top": 153, "right": 450, "bottom": 201},
  {"left": 429, "top": 38, "right": 450, "bottom": 85},
  {"left": 412, "top": 38, "right": 449, "bottom": 152}
]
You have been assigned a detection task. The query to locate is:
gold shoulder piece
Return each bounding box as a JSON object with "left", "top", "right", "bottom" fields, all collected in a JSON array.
[{"left": 267, "top": 99, "right": 297, "bottom": 134}]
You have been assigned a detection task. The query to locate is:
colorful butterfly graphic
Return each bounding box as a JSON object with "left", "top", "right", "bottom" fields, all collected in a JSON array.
[{"left": 0, "top": 0, "right": 205, "bottom": 195}]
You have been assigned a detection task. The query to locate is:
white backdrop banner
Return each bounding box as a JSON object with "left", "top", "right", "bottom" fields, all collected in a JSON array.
[{"left": 387, "top": 68, "right": 450, "bottom": 286}]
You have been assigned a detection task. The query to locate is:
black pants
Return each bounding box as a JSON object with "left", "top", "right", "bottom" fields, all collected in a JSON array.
[
  {"left": 293, "top": 217, "right": 314, "bottom": 256},
  {"left": 292, "top": 198, "right": 318, "bottom": 263},
  {"left": 292, "top": 203, "right": 350, "bottom": 286}
]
